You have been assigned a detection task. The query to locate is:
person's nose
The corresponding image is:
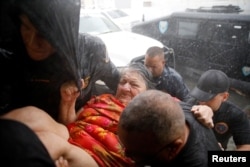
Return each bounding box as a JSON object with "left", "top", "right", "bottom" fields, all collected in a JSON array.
[{"left": 122, "top": 82, "right": 131, "bottom": 91}]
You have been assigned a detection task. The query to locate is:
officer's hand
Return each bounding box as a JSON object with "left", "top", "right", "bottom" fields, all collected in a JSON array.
[{"left": 191, "top": 105, "right": 214, "bottom": 128}]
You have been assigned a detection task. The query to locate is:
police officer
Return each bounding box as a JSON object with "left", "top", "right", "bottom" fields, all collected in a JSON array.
[
  {"left": 144, "top": 46, "right": 190, "bottom": 102},
  {"left": 189, "top": 69, "right": 250, "bottom": 150}
]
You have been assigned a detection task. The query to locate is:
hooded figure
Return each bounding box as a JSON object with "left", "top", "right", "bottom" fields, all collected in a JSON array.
[{"left": 0, "top": 0, "right": 120, "bottom": 120}]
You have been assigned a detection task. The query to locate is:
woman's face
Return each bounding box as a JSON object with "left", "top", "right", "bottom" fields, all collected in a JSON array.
[
  {"left": 115, "top": 70, "right": 147, "bottom": 105},
  {"left": 19, "top": 14, "right": 55, "bottom": 61}
]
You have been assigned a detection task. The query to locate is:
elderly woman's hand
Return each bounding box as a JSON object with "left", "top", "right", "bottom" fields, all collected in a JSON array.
[
  {"left": 191, "top": 105, "right": 214, "bottom": 128},
  {"left": 59, "top": 79, "right": 85, "bottom": 125}
]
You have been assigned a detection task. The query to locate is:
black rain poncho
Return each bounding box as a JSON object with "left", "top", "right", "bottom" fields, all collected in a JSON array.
[
  {"left": 0, "top": 0, "right": 120, "bottom": 120},
  {"left": 14, "top": 0, "right": 82, "bottom": 88}
]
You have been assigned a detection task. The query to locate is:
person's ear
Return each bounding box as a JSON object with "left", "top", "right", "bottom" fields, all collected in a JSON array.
[
  {"left": 162, "top": 59, "right": 166, "bottom": 66},
  {"left": 164, "top": 138, "right": 183, "bottom": 161},
  {"left": 222, "top": 92, "right": 229, "bottom": 101}
]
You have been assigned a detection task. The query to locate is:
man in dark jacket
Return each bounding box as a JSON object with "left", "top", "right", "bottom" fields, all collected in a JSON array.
[
  {"left": 118, "top": 90, "right": 221, "bottom": 167},
  {"left": 0, "top": 0, "right": 120, "bottom": 121},
  {"left": 144, "top": 46, "right": 190, "bottom": 102}
]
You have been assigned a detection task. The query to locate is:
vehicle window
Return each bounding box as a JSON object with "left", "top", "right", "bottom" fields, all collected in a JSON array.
[
  {"left": 79, "top": 14, "right": 120, "bottom": 34},
  {"left": 209, "top": 22, "right": 249, "bottom": 45},
  {"left": 106, "top": 10, "right": 128, "bottom": 19},
  {"left": 178, "top": 21, "right": 199, "bottom": 39}
]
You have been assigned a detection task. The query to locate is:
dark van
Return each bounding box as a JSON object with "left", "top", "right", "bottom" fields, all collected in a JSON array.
[{"left": 131, "top": 6, "right": 250, "bottom": 98}]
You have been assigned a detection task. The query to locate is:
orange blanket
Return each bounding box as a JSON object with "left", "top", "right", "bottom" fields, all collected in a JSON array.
[{"left": 67, "top": 94, "right": 134, "bottom": 167}]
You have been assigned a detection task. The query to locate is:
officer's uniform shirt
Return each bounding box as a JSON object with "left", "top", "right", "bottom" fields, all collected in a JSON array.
[
  {"left": 154, "top": 66, "right": 190, "bottom": 102},
  {"left": 213, "top": 101, "right": 250, "bottom": 149}
]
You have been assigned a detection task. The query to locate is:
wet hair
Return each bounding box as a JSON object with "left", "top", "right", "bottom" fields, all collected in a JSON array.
[
  {"left": 146, "top": 46, "right": 164, "bottom": 58},
  {"left": 120, "top": 62, "right": 155, "bottom": 90},
  {"left": 119, "top": 90, "right": 185, "bottom": 145}
]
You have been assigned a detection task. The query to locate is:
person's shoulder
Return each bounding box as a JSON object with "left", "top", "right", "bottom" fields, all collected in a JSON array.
[
  {"left": 78, "top": 33, "right": 109, "bottom": 62},
  {"left": 79, "top": 33, "right": 105, "bottom": 46},
  {"left": 220, "top": 101, "right": 244, "bottom": 113},
  {"left": 166, "top": 66, "right": 180, "bottom": 73},
  {"left": 164, "top": 66, "right": 183, "bottom": 79},
  {"left": 218, "top": 101, "right": 249, "bottom": 120},
  {"left": 179, "top": 101, "right": 192, "bottom": 113}
]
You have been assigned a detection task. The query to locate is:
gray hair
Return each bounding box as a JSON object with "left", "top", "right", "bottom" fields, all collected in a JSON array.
[{"left": 120, "top": 62, "right": 155, "bottom": 90}]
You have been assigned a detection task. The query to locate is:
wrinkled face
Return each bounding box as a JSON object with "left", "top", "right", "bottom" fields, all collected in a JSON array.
[
  {"left": 19, "top": 14, "right": 55, "bottom": 61},
  {"left": 198, "top": 92, "right": 229, "bottom": 111},
  {"left": 115, "top": 70, "right": 147, "bottom": 105},
  {"left": 144, "top": 54, "right": 165, "bottom": 78}
]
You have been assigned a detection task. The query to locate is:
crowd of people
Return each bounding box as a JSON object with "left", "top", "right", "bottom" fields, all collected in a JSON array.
[{"left": 0, "top": 0, "right": 249, "bottom": 167}]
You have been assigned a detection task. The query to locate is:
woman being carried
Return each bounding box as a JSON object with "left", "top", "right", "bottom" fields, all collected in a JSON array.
[
  {"left": 1, "top": 63, "right": 155, "bottom": 167},
  {"left": 59, "top": 63, "right": 156, "bottom": 166},
  {"left": 1, "top": 63, "right": 214, "bottom": 166}
]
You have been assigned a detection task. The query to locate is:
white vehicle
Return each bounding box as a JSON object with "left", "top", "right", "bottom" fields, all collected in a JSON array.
[
  {"left": 101, "top": 9, "right": 141, "bottom": 31},
  {"left": 79, "top": 10, "right": 164, "bottom": 68}
]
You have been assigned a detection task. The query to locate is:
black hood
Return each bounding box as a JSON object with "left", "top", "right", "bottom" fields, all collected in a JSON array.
[{"left": 11, "top": 0, "right": 82, "bottom": 89}]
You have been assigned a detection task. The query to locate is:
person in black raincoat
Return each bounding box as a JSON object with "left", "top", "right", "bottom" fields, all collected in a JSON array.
[
  {"left": 0, "top": 0, "right": 119, "bottom": 166},
  {"left": 0, "top": 0, "right": 120, "bottom": 121}
]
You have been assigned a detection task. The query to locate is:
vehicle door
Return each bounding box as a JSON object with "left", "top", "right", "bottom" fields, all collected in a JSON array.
[
  {"left": 203, "top": 20, "right": 250, "bottom": 82},
  {"left": 166, "top": 17, "right": 209, "bottom": 77}
]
